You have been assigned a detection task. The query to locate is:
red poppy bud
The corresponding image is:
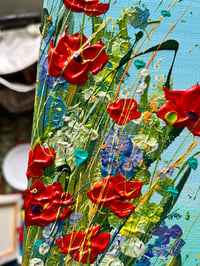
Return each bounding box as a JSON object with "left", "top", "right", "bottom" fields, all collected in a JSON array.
[
  {"left": 26, "top": 145, "right": 56, "bottom": 180},
  {"left": 107, "top": 98, "right": 141, "bottom": 125}
]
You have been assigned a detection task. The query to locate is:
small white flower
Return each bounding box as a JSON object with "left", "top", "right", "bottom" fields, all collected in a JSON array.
[
  {"left": 57, "top": 141, "right": 71, "bottom": 149},
  {"left": 97, "top": 91, "right": 111, "bottom": 103},
  {"left": 101, "top": 255, "right": 124, "bottom": 266},
  {"left": 49, "top": 132, "right": 53, "bottom": 137},
  {"left": 56, "top": 130, "right": 62, "bottom": 136},
  {"left": 63, "top": 116, "right": 71, "bottom": 122},
  {"left": 155, "top": 75, "right": 161, "bottom": 82},
  {"left": 149, "top": 143, "right": 159, "bottom": 153},
  {"left": 30, "top": 258, "right": 44, "bottom": 266},
  {"left": 65, "top": 130, "right": 73, "bottom": 138},
  {"left": 151, "top": 83, "right": 157, "bottom": 89},
  {"left": 136, "top": 90, "right": 144, "bottom": 95},
  {"left": 148, "top": 119, "right": 153, "bottom": 125},
  {"left": 120, "top": 88, "right": 130, "bottom": 98},
  {"left": 121, "top": 237, "right": 145, "bottom": 258},
  {"left": 110, "top": 260, "right": 124, "bottom": 266},
  {"left": 39, "top": 243, "right": 50, "bottom": 255},
  {"left": 90, "top": 129, "right": 99, "bottom": 141},
  {"left": 157, "top": 58, "right": 163, "bottom": 64},
  {"left": 154, "top": 64, "right": 160, "bottom": 71},
  {"left": 82, "top": 88, "right": 93, "bottom": 101},
  {"left": 140, "top": 82, "right": 147, "bottom": 90},
  {"left": 43, "top": 143, "right": 48, "bottom": 148},
  {"left": 141, "top": 68, "right": 150, "bottom": 77}
]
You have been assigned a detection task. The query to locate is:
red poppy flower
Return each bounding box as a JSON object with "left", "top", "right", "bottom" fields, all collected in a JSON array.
[
  {"left": 17, "top": 225, "right": 24, "bottom": 245},
  {"left": 63, "top": 0, "right": 109, "bottom": 17},
  {"left": 56, "top": 224, "right": 110, "bottom": 264},
  {"left": 107, "top": 98, "right": 141, "bottom": 125},
  {"left": 87, "top": 174, "right": 142, "bottom": 218},
  {"left": 26, "top": 145, "right": 56, "bottom": 180},
  {"left": 24, "top": 180, "right": 75, "bottom": 227},
  {"left": 156, "top": 84, "right": 200, "bottom": 136},
  {"left": 48, "top": 27, "right": 109, "bottom": 85}
]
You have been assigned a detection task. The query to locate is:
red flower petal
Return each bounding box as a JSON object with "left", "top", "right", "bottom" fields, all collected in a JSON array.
[
  {"left": 116, "top": 180, "right": 143, "bottom": 200},
  {"left": 107, "top": 98, "right": 141, "bottom": 125},
  {"left": 56, "top": 225, "right": 110, "bottom": 263},
  {"left": 63, "top": 0, "right": 109, "bottom": 17},
  {"left": 87, "top": 174, "right": 142, "bottom": 218},
  {"left": 109, "top": 200, "right": 135, "bottom": 218},
  {"left": 186, "top": 119, "right": 200, "bottom": 136},
  {"left": 26, "top": 145, "right": 56, "bottom": 180},
  {"left": 24, "top": 181, "right": 74, "bottom": 227},
  {"left": 109, "top": 173, "right": 125, "bottom": 184},
  {"left": 48, "top": 28, "right": 109, "bottom": 85},
  {"left": 157, "top": 84, "right": 200, "bottom": 135},
  {"left": 26, "top": 162, "right": 44, "bottom": 180},
  {"left": 33, "top": 145, "right": 56, "bottom": 167},
  {"left": 83, "top": 39, "right": 109, "bottom": 75},
  {"left": 87, "top": 177, "right": 119, "bottom": 206}
]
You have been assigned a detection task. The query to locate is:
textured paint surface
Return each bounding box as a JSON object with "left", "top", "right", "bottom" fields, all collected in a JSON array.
[{"left": 22, "top": 1, "right": 200, "bottom": 265}]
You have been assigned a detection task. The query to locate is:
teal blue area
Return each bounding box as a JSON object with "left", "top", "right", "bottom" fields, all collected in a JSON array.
[
  {"left": 134, "top": 59, "right": 146, "bottom": 69},
  {"left": 106, "top": 0, "right": 200, "bottom": 90},
  {"left": 168, "top": 186, "right": 179, "bottom": 198},
  {"left": 74, "top": 149, "right": 89, "bottom": 167},
  {"left": 161, "top": 10, "right": 171, "bottom": 17},
  {"left": 41, "top": 95, "right": 67, "bottom": 129},
  {"left": 188, "top": 157, "right": 198, "bottom": 170}
]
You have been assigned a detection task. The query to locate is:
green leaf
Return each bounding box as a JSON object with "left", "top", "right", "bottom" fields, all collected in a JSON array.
[
  {"left": 171, "top": 254, "right": 182, "bottom": 266},
  {"left": 135, "top": 169, "right": 151, "bottom": 185},
  {"left": 40, "top": 8, "right": 53, "bottom": 37},
  {"left": 155, "top": 177, "right": 174, "bottom": 196},
  {"left": 139, "top": 75, "right": 151, "bottom": 110},
  {"left": 156, "top": 167, "right": 191, "bottom": 228}
]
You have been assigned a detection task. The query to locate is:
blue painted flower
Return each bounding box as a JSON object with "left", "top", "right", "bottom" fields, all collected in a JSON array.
[
  {"left": 69, "top": 212, "right": 83, "bottom": 225},
  {"left": 118, "top": 135, "right": 133, "bottom": 155},
  {"left": 171, "top": 238, "right": 185, "bottom": 256},
  {"left": 43, "top": 221, "right": 66, "bottom": 244},
  {"left": 145, "top": 244, "right": 154, "bottom": 258},
  {"left": 120, "top": 155, "right": 137, "bottom": 178},
  {"left": 152, "top": 245, "right": 171, "bottom": 260},
  {"left": 163, "top": 166, "right": 174, "bottom": 178},
  {"left": 152, "top": 225, "right": 182, "bottom": 245},
  {"left": 145, "top": 238, "right": 170, "bottom": 260},
  {"left": 167, "top": 211, "right": 182, "bottom": 220},
  {"left": 130, "top": 6, "right": 150, "bottom": 29},
  {"left": 100, "top": 130, "right": 143, "bottom": 178},
  {"left": 135, "top": 256, "right": 151, "bottom": 266},
  {"left": 154, "top": 237, "right": 163, "bottom": 247}
]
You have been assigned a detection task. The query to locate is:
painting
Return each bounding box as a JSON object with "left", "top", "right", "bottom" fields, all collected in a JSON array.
[
  {"left": 22, "top": 1, "right": 200, "bottom": 265},
  {"left": 0, "top": 194, "right": 22, "bottom": 265}
]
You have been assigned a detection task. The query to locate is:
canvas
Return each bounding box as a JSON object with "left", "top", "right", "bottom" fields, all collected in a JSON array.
[{"left": 22, "top": 1, "right": 200, "bottom": 265}]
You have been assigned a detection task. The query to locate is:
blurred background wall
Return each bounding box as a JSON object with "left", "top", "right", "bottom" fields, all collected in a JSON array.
[{"left": 0, "top": 0, "right": 43, "bottom": 16}]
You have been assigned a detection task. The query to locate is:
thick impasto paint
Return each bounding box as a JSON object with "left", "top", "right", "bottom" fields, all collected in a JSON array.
[{"left": 22, "top": 1, "right": 200, "bottom": 265}]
